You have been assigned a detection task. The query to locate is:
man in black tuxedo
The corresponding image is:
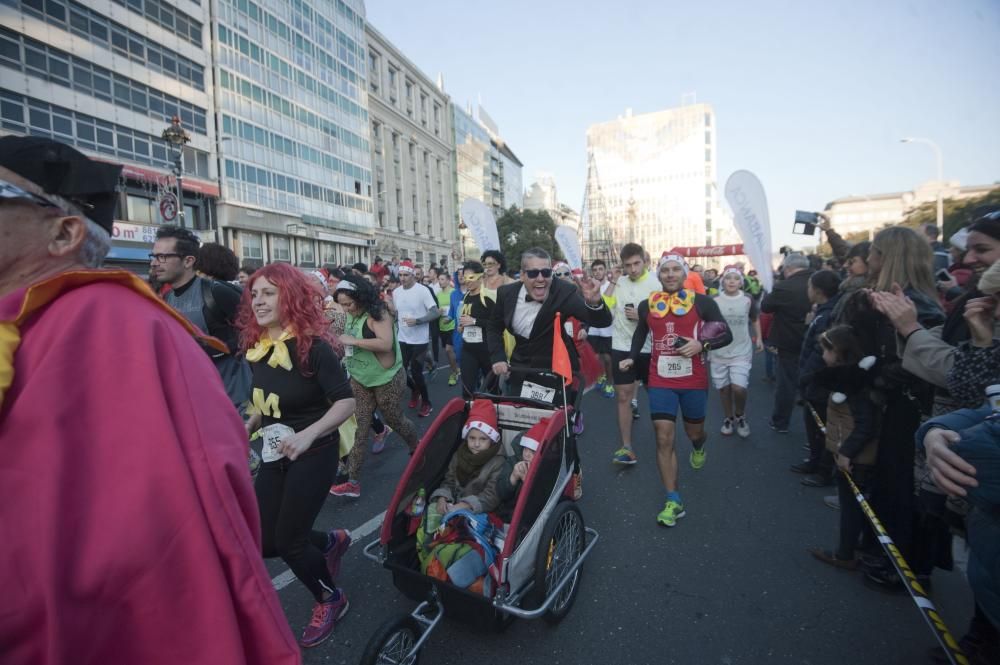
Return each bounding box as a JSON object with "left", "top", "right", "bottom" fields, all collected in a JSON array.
[{"left": 487, "top": 247, "right": 612, "bottom": 399}]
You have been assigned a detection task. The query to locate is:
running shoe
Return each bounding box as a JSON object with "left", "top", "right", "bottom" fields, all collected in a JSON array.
[
  {"left": 631, "top": 398, "right": 640, "bottom": 420},
  {"left": 612, "top": 447, "right": 637, "bottom": 465},
  {"left": 595, "top": 376, "right": 606, "bottom": 391},
  {"left": 720, "top": 418, "right": 734, "bottom": 436},
  {"left": 448, "top": 371, "right": 458, "bottom": 386},
  {"left": 372, "top": 425, "right": 392, "bottom": 454},
  {"left": 418, "top": 400, "right": 433, "bottom": 418},
  {"left": 768, "top": 418, "right": 789, "bottom": 434},
  {"left": 603, "top": 384, "right": 615, "bottom": 399},
  {"left": 323, "top": 529, "right": 352, "bottom": 582},
  {"left": 573, "top": 412, "right": 584, "bottom": 435},
  {"left": 299, "top": 591, "right": 349, "bottom": 648},
  {"left": 407, "top": 389, "right": 419, "bottom": 409},
  {"left": 656, "top": 499, "right": 686, "bottom": 527},
  {"left": 736, "top": 416, "right": 751, "bottom": 439},
  {"left": 329, "top": 480, "right": 361, "bottom": 498},
  {"left": 689, "top": 447, "right": 707, "bottom": 470}
]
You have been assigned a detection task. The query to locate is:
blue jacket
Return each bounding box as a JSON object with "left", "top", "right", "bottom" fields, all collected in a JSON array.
[{"left": 916, "top": 405, "right": 1000, "bottom": 627}]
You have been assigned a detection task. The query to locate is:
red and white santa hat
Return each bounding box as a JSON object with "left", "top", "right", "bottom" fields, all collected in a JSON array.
[
  {"left": 398, "top": 260, "right": 415, "bottom": 275},
  {"left": 462, "top": 399, "right": 500, "bottom": 443},
  {"left": 519, "top": 416, "right": 551, "bottom": 452}
]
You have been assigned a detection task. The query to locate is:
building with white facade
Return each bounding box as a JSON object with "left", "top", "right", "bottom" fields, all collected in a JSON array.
[
  {"left": 365, "top": 24, "right": 455, "bottom": 268},
  {"left": 524, "top": 173, "right": 581, "bottom": 234},
  {"left": 1, "top": 0, "right": 219, "bottom": 268},
  {"left": 585, "top": 103, "right": 735, "bottom": 261},
  {"left": 214, "top": 0, "right": 373, "bottom": 267},
  {"left": 824, "top": 181, "right": 997, "bottom": 240}
]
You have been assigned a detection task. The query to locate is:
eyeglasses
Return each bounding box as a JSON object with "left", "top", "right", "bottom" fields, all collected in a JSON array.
[
  {"left": 524, "top": 268, "right": 553, "bottom": 279},
  {"left": 149, "top": 252, "right": 183, "bottom": 263},
  {"left": 554, "top": 271, "right": 571, "bottom": 278},
  {"left": 0, "top": 179, "right": 65, "bottom": 212}
]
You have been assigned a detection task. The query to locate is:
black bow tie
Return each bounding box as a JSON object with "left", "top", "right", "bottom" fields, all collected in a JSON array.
[{"left": 525, "top": 294, "right": 537, "bottom": 303}]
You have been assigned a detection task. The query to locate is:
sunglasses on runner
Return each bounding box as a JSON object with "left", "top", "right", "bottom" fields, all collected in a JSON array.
[{"left": 524, "top": 268, "right": 553, "bottom": 279}]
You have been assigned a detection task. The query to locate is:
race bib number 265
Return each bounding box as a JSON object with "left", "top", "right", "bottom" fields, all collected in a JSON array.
[{"left": 657, "top": 355, "right": 693, "bottom": 379}]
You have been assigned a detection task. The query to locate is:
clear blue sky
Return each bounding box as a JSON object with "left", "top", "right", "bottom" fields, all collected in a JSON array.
[{"left": 366, "top": 0, "right": 1000, "bottom": 250}]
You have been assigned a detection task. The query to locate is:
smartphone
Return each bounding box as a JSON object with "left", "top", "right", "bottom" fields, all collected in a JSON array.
[
  {"left": 793, "top": 210, "right": 819, "bottom": 236},
  {"left": 935, "top": 269, "right": 952, "bottom": 283},
  {"left": 673, "top": 336, "right": 689, "bottom": 349}
]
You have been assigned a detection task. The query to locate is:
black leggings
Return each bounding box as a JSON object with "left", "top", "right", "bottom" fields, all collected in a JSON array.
[
  {"left": 256, "top": 441, "right": 339, "bottom": 602},
  {"left": 400, "top": 342, "right": 429, "bottom": 403},
  {"left": 460, "top": 343, "right": 493, "bottom": 396}
]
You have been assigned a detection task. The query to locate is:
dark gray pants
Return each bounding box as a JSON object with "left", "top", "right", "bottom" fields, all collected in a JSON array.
[{"left": 771, "top": 350, "right": 800, "bottom": 430}]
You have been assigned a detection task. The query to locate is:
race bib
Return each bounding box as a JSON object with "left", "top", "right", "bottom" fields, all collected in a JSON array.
[
  {"left": 520, "top": 380, "right": 556, "bottom": 403},
  {"left": 344, "top": 344, "right": 354, "bottom": 357},
  {"left": 657, "top": 355, "right": 693, "bottom": 379},
  {"left": 261, "top": 423, "right": 295, "bottom": 463},
  {"left": 463, "top": 326, "right": 483, "bottom": 343}
]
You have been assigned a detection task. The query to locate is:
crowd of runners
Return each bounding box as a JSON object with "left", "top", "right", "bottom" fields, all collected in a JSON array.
[{"left": 2, "top": 137, "right": 998, "bottom": 664}]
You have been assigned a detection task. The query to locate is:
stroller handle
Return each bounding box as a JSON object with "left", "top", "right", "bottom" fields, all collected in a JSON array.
[{"left": 473, "top": 366, "right": 584, "bottom": 412}]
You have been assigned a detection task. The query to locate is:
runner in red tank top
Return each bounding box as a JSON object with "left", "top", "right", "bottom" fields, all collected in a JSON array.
[{"left": 619, "top": 254, "right": 733, "bottom": 527}]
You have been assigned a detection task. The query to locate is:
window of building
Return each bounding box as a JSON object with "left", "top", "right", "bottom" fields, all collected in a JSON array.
[
  {"left": 387, "top": 66, "right": 398, "bottom": 102},
  {"left": 419, "top": 92, "right": 427, "bottom": 127},
  {"left": 126, "top": 194, "right": 154, "bottom": 224},
  {"left": 705, "top": 149, "right": 711, "bottom": 162},
  {"left": 368, "top": 50, "right": 380, "bottom": 93},
  {"left": 433, "top": 104, "right": 440, "bottom": 136},
  {"left": 271, "top": 236, "right": 290, "bottom": 262},
  {"left": 241, "top": 232, "right": 263, "bottom": 260},
  {"left": 298, "top": 238, "right": 315, "bottom": 265}
]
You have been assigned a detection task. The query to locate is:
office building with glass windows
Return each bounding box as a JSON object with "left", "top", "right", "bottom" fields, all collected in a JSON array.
[
  {"left": 365, "top": 23, "right": 454, "bottom": 268},
  {"left": 213, "top": 0, "right": 374, "bottom": 267},
  {"left": 1, "top": 0, "right": 219, "bottom": 267},
  {"left": 585, "top": 103, "right": 737, "bottom": 260},
  {"left": 453, "top": 103, "right": 523, "bottom": 256}
]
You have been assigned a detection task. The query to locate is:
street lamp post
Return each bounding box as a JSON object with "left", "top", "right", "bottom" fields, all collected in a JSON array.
[
  {"left": 900, "top": 137, "right": 944, "bottom": 231},
  {"left": 162, "top": 116, "right": 191, "bottom": 226}
]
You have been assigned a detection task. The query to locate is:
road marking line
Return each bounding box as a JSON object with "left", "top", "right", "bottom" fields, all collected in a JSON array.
[{"left": 271, "top": 510, "right": 386, "bottom": 591}]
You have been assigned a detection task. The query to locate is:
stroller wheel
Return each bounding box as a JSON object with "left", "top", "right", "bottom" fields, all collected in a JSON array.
[
  {"left": 528, "top": 500, "right": 586, "bottom": 624},
  {"left": 360, "top": 614, "right": 422, "bottom": 665}
]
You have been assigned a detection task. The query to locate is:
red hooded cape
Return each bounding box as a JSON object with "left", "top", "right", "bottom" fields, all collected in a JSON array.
[{"left": 0, "top": 271, "right": 299, "bottom": 664}]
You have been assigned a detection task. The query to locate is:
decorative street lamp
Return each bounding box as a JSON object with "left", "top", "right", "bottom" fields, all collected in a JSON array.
[{"left": 162, "top": 116, "right": 190, "bottom": 226}]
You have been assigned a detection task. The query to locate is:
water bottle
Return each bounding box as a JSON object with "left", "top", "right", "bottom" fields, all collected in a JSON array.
[{"left": 409, "top": 488, "right": 426, "bottom": 517}]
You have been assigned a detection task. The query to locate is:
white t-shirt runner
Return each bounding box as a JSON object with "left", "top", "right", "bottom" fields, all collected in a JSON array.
[
  {"left": 392, "top": 283, "right": 438, "bottom": 345},
  {"left": 609, "top": 271, "right": 661, "bottom": 353},
  {"left": 710, "top": 291, "right": 758, "bottom": 360}
]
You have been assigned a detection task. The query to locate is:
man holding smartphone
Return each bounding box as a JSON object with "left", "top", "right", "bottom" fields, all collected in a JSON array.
[
  {"left": 604, "top": 243, "right": 661, "bottom": 465},
  {"left": 619, "top": 254, "right": 733, "bottom": 527}
]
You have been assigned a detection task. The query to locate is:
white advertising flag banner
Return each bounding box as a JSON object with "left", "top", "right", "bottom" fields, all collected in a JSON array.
[
  {"left": 554, "top": 226, "right": 583, "bottom": 271},
  {"left": 724, "top": 170, "right": 774, "bottom": 292},
  {"left": 460, "top": 198, "right": 500, "bottom": 252}
]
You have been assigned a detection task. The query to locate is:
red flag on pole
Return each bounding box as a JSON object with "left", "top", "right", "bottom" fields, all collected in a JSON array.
[{"left": 552, "top": 312, "right": 571, "bottom": 385}]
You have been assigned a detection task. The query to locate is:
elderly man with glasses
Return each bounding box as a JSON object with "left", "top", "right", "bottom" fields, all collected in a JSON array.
[{"left": 0, "top": 136, "right": 298, "bottom": 664}]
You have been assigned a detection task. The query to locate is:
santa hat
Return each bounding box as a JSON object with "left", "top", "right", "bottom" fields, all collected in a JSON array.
[
  {"left": 721, "top": 266, "right": 744, "bottom": 285},
  {"left": 462, "top": 399, "right": 500, "bottom": 443},
  {"left": 658, "top": 253, "right": 689, "bottom": 275},
  {"left": 398, "top": 260, "right": 415, "bottom": 275},
  {"left": 519, "top": 416, "right": 551, "bottom": 452}
]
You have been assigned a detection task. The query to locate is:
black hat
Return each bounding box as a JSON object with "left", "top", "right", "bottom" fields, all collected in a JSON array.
[
  {"left": 352, "top": 262, "right": 368, "bottom": 273},
  {"left": 0, "top": 136, "right": 122, "bottom": 233}
]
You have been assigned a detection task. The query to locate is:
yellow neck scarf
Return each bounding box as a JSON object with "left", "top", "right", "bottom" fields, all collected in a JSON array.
[
  {"left": 246, "top": 329, "right": 295, "bottom": 371},
  {"left": 648, "top": 290, "right": 696, "bottom": 318}
]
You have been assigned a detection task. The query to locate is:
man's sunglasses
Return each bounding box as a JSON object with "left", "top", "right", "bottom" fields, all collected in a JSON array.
[{"left": 524, "top": 268, "right": 553, "bottom": 279}]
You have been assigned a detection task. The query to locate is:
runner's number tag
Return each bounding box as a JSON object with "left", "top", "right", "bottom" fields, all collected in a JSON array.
[
  {"left": 462, "top": 326, "right": 483, "bottom": 343},
  {"left": 520, "top": 381, "right": 557, "bottom": 403},
  {"left": 261, "top": 423, "right": 295, "bottom": 463},
  {"left": 657, "top": 355, "right": 693, "bottom": 379}
]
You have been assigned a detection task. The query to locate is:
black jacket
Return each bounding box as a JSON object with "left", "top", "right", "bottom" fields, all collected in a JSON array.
[
  {"left": 486, "top": 278, "right": 612, "bottom": 369},
  {"left": 761, "top": 270, "right": 813, "bottom": 354},
  {"left": 798, "top": 294, "right": 841, "bottom": 403}
]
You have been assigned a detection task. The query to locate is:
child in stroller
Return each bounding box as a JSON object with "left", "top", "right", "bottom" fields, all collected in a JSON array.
[
  {"left": 496, "top": 416, "right": 552, "bottom": 520},
  {"left": 429, "top": 399, "right": 505, "bottom": 515}
]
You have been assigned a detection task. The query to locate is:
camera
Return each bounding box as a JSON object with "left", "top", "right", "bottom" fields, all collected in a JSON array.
[{"left": 793, "top": 210, "right": 819, "bottom": 236}]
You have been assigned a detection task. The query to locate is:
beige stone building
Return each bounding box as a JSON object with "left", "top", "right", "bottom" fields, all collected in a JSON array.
[{"left": 365, "top": 24, "right": 456, "bottom": 268}]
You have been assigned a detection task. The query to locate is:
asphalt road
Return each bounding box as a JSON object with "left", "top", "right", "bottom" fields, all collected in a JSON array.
[{"left": 263, "top": 361, "right": 973, "bottom": 665}]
